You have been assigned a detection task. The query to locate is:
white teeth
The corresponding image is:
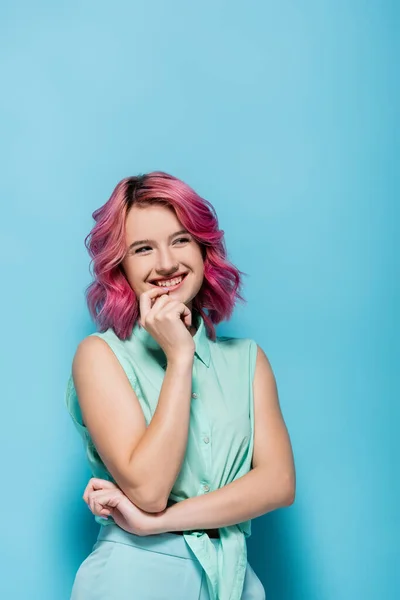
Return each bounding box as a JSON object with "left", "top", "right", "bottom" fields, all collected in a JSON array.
[{"left": 156, "top": 275, "right": 184, "bottom": 287}]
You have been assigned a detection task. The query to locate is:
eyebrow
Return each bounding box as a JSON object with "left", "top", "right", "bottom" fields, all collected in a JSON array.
[{"left": 127, "top": 229, "right": 190, "bottom": 252}]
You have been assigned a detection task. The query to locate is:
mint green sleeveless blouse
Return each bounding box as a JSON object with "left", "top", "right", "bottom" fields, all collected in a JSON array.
[{"left": 65, "top": 312, "right": 258, "bottom": 600}]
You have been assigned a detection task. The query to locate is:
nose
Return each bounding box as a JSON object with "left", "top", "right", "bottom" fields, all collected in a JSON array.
[{"left": 155, "top": 246, "right": 180, "bottom": 277}]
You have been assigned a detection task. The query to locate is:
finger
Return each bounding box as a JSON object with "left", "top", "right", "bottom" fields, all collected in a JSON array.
[
  {"left": 88, "top": 490, "right": 108, "bottom": 515},
  {"left": 83, "top": 479, "right": 104, "bottom": 503},
  {"left": 87, "top": 487, "right": 120, "bottom": 513},
  {"left": 88, "top": 488, "right": 122, "bottom": 503},
  {"left": 89, "top": 490, "right": 123, "bottom": 516},
  {"left": 149, "top": 293, "right": 172, "bottom": 313},
  {"left": 92, "top": 492, "right": 109, "bottom": 516},
  {"left": 83, "top": 479, "right": 98, "bottom": 504},
  {"left": 160, "top": 301, "right": 192, "bottom": 328},
  {"left": 83, "top": 478, "right": 118, "bottom": 503},
  {"left": 139, "top": 287, "right": 170, "bottom": 325},
  {"left": 181, "top": 304, "right": 192, "bottom": 328},
  {"left": 141, "top": 293, "right": 174, "bottom": 328}
]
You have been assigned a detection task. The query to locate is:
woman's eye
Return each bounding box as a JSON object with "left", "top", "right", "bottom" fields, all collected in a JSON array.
[{"left": 134, "top": 238, "right": 190, "bottom": 255}]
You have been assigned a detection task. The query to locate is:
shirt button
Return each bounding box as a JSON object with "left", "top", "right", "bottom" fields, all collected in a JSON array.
[
  {"left": 203, "top": 484, "right": 210, "bottom": 492},
  {"left": 203, "top": 436, "right": 210, "bottom": 444},
  {"left": 192, "top": 392, "right": 198, "bottom": 399}
]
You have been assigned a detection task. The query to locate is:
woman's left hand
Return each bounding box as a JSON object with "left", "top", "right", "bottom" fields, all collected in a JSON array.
[{"left": 83, "top": 478, "right": 167, "bottom": 537}]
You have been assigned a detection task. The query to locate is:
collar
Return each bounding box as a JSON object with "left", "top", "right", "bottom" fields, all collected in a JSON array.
[{"left": 131, "top": 311, "right": 211, "bottom": 369}]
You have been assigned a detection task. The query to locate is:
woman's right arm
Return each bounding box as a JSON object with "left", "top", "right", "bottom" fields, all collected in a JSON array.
[{"left": 72, "top": 335, "right": 194, "bottom": 514}]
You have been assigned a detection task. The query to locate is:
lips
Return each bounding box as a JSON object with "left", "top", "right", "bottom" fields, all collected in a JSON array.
[
  {"left": 148, "top": 273, "right": 189, "bottom": 291},
  {"left": 151, "top": 273, "right": 188, "bottom": 284}
]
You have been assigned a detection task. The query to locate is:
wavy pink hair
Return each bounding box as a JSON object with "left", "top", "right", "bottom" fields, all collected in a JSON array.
[{"left": 84, "top": 171, "right": 247, "bottom": 340}]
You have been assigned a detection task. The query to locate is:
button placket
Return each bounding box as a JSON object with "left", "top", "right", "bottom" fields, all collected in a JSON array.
[
  {"left": 192, "top": 359, "right": 213, "bottom": 497},
  {"left": 200, "top": 426, "right": 212, "bottom": 486},
  {"left": 191, "top": 360, "right": 199, "bottom": 401}
]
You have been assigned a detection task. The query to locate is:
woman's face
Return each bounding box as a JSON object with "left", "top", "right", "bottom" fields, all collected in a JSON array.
[{"left": 121, "top": 203, "right": 205, "bottom": 312}]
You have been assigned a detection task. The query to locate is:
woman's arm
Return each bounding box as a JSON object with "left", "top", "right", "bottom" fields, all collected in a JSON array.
[
  {"left": 154, "top": 466, "right": 293, "bottom": 533},
  {"left": 73, "top": 336, "right": 194, "bottom": 513},
  {"left": 152, "top": 345, "right": 295, "bottom": 532}
]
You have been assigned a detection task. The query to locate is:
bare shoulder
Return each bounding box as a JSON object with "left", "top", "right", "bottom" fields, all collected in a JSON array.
[
  {"left": 73, "top": 334, "right": 114, "bottom": 362},
  {"left": 72, "top": 334, "right": 124, "bottom": 381},
  {"left": 71, "top": 333, "right": 141, "bottom": 424},
  {"left": 254, "top": 343, "right": 277, "bottom": 390},
  {"left": 252, "top": 343, "right": 284, "bottom": 440}
]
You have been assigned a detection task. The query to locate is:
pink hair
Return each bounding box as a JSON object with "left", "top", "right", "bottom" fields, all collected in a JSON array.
[{"left": 84, "top": 171, "right": 247, "bottom": 341}]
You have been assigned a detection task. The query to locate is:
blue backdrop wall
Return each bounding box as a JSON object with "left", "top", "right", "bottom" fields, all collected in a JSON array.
[{"left": 1, "top": 1, "right": 398, "bottom": 598}]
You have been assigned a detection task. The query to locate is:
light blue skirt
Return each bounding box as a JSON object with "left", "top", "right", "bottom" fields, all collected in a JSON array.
[{"left": 70, "top": 524, "right": 265, "bottom": 599}]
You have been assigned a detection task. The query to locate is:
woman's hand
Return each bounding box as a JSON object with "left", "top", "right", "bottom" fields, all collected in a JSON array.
[
  {"left": 139, "top": 287, "right": 195, "bottom": 362},
  {"left": 83, "top": 478, "right": 168, "bottom": 536}
]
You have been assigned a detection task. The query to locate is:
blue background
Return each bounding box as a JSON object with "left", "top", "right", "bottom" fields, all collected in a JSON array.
[{"left": 1, "top": 1, "right": 398, "bottom": 598}]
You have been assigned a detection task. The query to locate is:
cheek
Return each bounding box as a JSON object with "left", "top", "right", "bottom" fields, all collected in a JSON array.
[
  {"left": 197, "top": 263, "right": 205, "bottom": 279},
  {"left": 191, "top": 245, "right": 205, "bottom": 270},
  {"left": 121, "top": 264, "right": 143, "bottom": 294},
  {"left": 192, "top": 259, "right": 205, "bottom": 286}
]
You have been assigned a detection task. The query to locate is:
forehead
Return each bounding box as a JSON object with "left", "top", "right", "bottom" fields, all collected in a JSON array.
[{"left": 125, "top": 204, "right": 182, "bottom": 239}]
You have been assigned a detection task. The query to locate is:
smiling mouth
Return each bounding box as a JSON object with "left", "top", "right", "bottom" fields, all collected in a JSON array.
[{"left": 149, "top": 273, "right": 188, "bottom": 290}]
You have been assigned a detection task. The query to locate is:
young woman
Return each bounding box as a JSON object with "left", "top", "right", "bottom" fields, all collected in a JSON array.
[{"left": 65, "top": 171, "right": 296, "bottom": 600}]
